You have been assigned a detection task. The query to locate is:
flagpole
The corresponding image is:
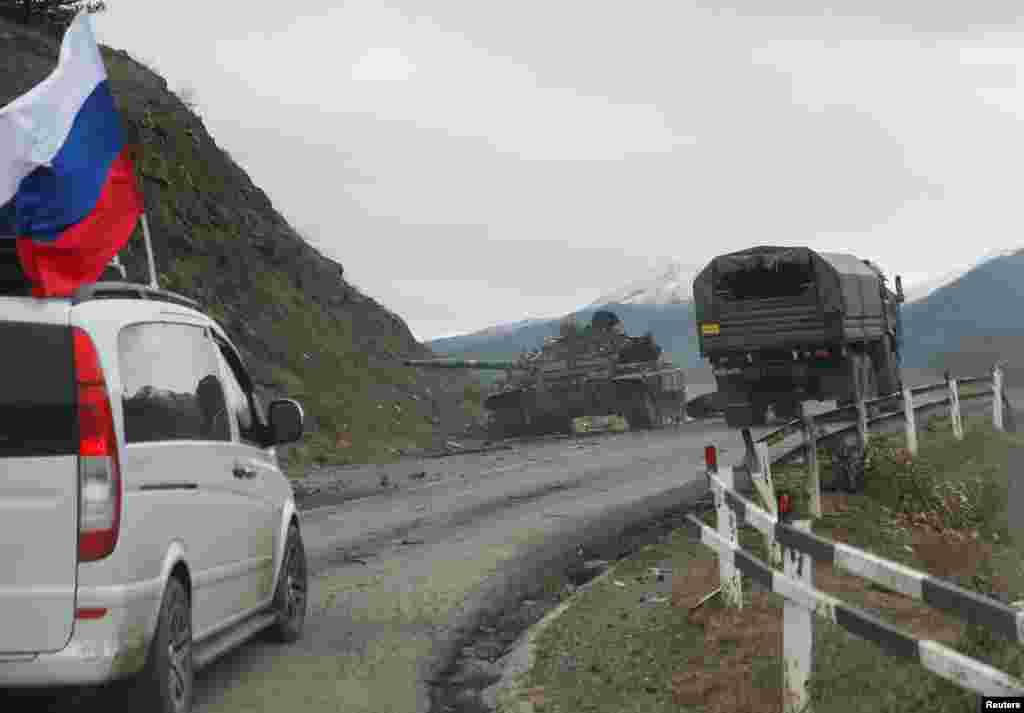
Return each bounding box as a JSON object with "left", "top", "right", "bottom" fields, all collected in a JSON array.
[
  {"left": 140, "top": 212, "right": 158, "bottom": 288},
  {"left": 126, "top": 142, "right": 159, "bottom": 289}
]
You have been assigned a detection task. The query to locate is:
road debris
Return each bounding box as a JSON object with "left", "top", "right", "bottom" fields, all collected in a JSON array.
[
  {"left": 335, "top": 548, "right": 370, "bottom": 566},
  {"left": 690, "top": 586, "right": 722, "bottom": 611}
]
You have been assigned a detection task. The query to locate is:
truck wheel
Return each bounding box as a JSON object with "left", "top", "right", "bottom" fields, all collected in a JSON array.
[
  {"left": 871, "top": 336, "right": 899, "bottom": 396},
  {"left": 773, "top": 400, "right": 800, "bottom": 423},
  {"left": 750, "top": 402, "right": 769, "bottom": 427}
]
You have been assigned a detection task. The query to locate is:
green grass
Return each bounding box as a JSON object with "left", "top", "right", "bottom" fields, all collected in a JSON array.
[{"left": 518, "top": 532, "right": 717, "bottom": 713}]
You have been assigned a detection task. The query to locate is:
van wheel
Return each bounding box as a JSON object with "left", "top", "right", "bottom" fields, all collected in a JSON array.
[
  {"left": 137, "top": 576, "right": 192, "bottom": 713},
  {"left": 267, "top": 523, "right": 307, "bottom": 643}
]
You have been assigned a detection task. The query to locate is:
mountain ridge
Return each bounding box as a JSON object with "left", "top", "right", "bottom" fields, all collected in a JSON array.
[{"left": 429, "top": 248, "right": 1024, "bottom": 373}]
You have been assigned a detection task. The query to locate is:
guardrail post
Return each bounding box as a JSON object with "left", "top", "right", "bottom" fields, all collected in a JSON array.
[
  {"left": 715, "top": 465, "right": 743, "bottom": 609},
  {"left": 855, "top": 397, "right": 869, "bottom": 452},
  {"left": 783, "top": 519, "right": 814, "bottom": 713},
  {"left": 902, "top": 386, "right": 918, "bottom": 457},
  {"left": 948, "top": 374, "right": 963, "bottom": 440},
  {"left": 753, "top": 442, "right": 782, "bottom": 568},
  {"left": 741, "top": 427, "right": 758, "bottom": 475},
  {"left": 801, "top": 406, "right": 822, "bottom": 519},
  {"left": 994, "top": 363, "right": 1005, "bottom": 432}
]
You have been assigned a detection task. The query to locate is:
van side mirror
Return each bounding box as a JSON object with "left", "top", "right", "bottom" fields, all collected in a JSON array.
[
  {"left": 895, "top": 275, "right": 905, "bottom": 303},
  {"left": 268, "top": 399, "right": 304, "bottom": 445}
]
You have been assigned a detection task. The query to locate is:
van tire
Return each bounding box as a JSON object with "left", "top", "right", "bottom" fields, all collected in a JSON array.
[
  {"left": 266, "top": 523, "right": 307, "bottom": 644},
  {"left": 136, "top": 576, "right": 192, "bottom": 713}
]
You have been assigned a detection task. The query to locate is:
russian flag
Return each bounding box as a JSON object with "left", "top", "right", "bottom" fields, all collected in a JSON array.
[{"left": 0, "top": 11, "right": 142, "bottom": 297}]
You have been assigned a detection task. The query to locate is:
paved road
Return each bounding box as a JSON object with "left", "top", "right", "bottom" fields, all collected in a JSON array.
[{"left": 188, "top": 421, "right": 748, "bottom": 713}]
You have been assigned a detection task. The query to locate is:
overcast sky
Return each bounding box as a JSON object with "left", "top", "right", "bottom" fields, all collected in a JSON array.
[{"left": 93, "top": 1, "right": 1024, "bottom": 340}]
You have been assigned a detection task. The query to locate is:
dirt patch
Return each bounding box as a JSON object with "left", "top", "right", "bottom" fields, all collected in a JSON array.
[
  {"left": 670, "top": 557, "right": 720, "bottom": 610},
  {"left": 910, "top": 529, "right": 993, "bottom": 578},
  {"left": 820, "top": 493, "right": 852, "bottom": 515},
  {"left": 672, "top": 590, "right": 784, "bottom": 713},
  {"left": 813, "top": 561, "right": 964, "bottom": 645}
]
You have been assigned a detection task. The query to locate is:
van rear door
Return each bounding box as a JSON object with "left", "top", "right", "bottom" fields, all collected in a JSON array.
[{"left": 0, "top": 299, "right": 78, "bottom": 654}]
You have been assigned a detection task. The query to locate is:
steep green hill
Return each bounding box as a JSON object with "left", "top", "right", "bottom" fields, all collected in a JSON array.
[{"left": 0, "top": 19, "right": 478, "bottom": 473}]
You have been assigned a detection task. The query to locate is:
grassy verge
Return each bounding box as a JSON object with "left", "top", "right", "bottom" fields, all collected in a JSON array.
[{"left": 515, "top": 414, "right": 1024, "bottom": 712}]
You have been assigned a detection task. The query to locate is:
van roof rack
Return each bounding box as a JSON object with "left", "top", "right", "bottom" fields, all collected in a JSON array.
[{"left": 72, "top": 281, "right": 201, "bottom": 310}]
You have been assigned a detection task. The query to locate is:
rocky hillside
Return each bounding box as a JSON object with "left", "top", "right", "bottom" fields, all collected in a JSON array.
[{"left": 0, "top": 19, "right": 481, "bottom": 473}]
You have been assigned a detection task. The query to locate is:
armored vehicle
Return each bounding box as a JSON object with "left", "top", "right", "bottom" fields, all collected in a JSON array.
[
  {"left": 693, "top": 246, "right": 905, "bottom": 428},
  {"left": 406, "top": 310, "right": 688, "bottom": 438}
]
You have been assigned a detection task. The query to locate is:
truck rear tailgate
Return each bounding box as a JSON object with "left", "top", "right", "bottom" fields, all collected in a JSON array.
[
  {"left": 0, "top": 300, "right": 79, "bottom": 654},
  {"left": 701, "top": 297, "right": 832, "bottom": 351}
]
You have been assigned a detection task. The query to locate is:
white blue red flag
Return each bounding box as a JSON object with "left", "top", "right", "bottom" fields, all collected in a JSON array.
[{"left": 0, "top": 10, "right": 142, "bottom": 297}]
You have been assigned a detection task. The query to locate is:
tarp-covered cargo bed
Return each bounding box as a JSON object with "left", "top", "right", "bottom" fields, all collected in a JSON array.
[{"left": 693, "top": 246, "right": 892, "bottom": 352}]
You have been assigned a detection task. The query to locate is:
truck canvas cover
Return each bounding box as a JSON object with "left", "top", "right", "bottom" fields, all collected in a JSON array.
[{"left": 693, "top": 246, "right": 889, "bottom": 351}]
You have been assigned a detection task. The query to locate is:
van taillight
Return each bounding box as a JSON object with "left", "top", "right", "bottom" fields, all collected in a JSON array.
[{"left": 73, "top": 328, "right": 121, "bottom": 563}]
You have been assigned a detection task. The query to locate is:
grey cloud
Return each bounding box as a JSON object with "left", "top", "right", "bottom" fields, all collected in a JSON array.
[{"left": 693, "top": 1, "right": 1024, "bottom": 33}]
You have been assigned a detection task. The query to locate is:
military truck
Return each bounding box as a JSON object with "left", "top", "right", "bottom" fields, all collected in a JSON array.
[
  {"left": 693, "top": 246, "right": 905, "bottom": 428},
  {"left": 406, "top": 310, "right": 688, "bottom": 438}
]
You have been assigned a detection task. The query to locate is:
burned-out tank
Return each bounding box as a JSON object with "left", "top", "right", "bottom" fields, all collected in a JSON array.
[{"left": 405, "top": 310, "right": 688, "bottom": 439}]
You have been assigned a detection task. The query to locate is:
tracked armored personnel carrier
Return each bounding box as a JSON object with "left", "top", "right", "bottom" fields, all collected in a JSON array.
[{"left": 406, "top": 310, "right": 688, "bottom": 438}]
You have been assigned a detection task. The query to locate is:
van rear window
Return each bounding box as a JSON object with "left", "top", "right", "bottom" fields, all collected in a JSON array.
[{"left": 0, "top": 322, "right": 77, "bottom": 457}]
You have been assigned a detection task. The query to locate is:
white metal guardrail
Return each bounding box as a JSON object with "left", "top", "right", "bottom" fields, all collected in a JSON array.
[
  {"left": 759, "top": 364, "right": 1013, "bottom": 465},
  {"left": 740, "top": 364, "right": 1012, "bottom": 520},
  {"left": 683, "top": 364, "right": 1021, "bottom": 711},
  {"left": 684, "top": 486, "right": 1024, "bottom": 709}
]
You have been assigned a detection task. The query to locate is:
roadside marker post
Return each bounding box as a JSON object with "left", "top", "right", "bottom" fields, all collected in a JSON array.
[
  {"left": 993, "top": 363, "right": 1005, "bottom": 432},
  {"left": 751, "top": 442, "right": 782, "bottom": 568},
  {"left": 947, "top": 373, "right": 963, "bottom": 440},
  {"left": 902, "top": 386, "right": 918, "bottom": 457},
  {"left": 801, "top": 405, "right": 822, "bottom": 519},
  {"left": 708, "top": 452, "right": 743, "bottom": 609},
  {"left": 783, "top": 519, "right": 813, "bottom": 713}
]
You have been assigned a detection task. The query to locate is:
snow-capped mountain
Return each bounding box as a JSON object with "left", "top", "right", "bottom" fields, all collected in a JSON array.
[
  {"left": 589, "top": 259, "right": 698, "bottom": 307},
  {"left": 586, "top": 248, "right": 1021, "bottom": 308},
  {"left": 473, "top": 317, "right": 548, "bottom": 338},
  {"left": 902, "top": 247, "right": 1019, "bottom": 303}
]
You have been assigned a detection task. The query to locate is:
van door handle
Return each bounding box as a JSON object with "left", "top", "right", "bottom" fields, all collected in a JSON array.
[{"left": 233, "top": 465, "right": 257, "bottom": 479}]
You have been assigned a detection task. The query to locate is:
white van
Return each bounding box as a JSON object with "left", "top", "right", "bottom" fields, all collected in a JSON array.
[{"left": 0, "top": 278, "right": 309, "bottom": 713}]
